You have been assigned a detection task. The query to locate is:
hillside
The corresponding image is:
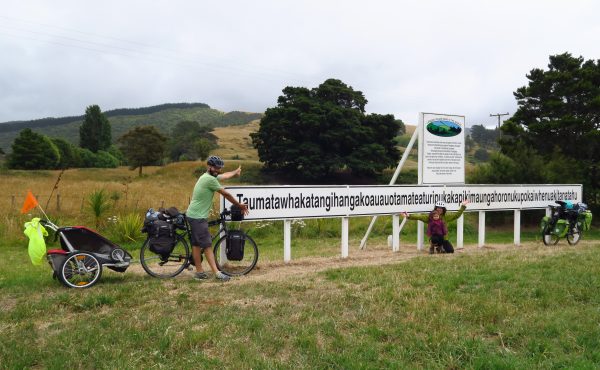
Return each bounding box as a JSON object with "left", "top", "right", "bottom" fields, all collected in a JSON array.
[{"left": 0, "top": 103, "right": 263, "bottom": 152}]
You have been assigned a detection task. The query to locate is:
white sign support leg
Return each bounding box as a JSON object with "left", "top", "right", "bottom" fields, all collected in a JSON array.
[
  {"left": 514, "top": 210, "right": 521, "bottom": 246},
  {"left": 478, "top": 211, "right": 486, "bottom": 248},
  {"left": 392, "top": 214, "right": 400, "bottom": 252},
  {"left": 417, "top": 220, "right": 424, "bottom": 251},
  {"left": 457, "top": 214, "right": 464, "bottom": 249},
  {"left": 284, "top": 220, "right": 292, "bottom": 262},
  {"left": 341, "top": 217, "right": 349, "bottom": 258}
]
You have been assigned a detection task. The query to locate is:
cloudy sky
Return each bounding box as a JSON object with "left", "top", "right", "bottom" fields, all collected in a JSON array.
[{"left": 1, "top": 0, "right": 599, "bottom": 126}]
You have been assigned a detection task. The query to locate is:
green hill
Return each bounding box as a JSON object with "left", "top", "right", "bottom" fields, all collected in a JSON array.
[{"left": 0, "top": 103, "right": 263, "bottom": 152}]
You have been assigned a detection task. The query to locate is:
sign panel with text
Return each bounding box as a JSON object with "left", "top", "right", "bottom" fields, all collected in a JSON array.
[
  {"left": 418, "top": 112, "right": 466, "bottom": 184},
  {"left": 223, "top": 184, "right": 582, "bottom": 221}
]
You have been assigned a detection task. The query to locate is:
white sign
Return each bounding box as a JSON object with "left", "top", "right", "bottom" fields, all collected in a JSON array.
[
  {"left": 223, "top": 184, "right": 582, "bottom": 221},
  {"left": 418, "top": 112, "right": 466, "bottom": 184}
]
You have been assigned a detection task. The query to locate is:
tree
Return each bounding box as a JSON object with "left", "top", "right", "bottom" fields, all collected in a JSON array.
[
  {"left": 80, "top": 105, "right": 112, "bottom": 153},
  {"left": 7, "top": 129, "right": 60, "bottom": 169},
  {"left": 51, "top": 138, "right": 82, "bottom": 168},
  {"left": 470, "top": 125, "right": 499, "bottom": 147},
  {"left": 118, "top": 126, "right": 167, "bottom": 176},
  {"left": 168, "top": 120, "right": 217, "bottom": 161},
  {"left": 477, "top": 53, "right": 600, "bottom": 210},
  {"left": 251, "top": 79, "right": 401, "bottom": 180}
]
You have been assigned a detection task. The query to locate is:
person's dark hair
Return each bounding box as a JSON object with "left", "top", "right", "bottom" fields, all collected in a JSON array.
[{"left": 207, "top": 155, "right": 224, "bottom": 168}]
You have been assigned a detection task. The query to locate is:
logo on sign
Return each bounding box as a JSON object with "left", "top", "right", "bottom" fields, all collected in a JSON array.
[{"left": 426, "top": 119, "right": 462, "bottom": 137}]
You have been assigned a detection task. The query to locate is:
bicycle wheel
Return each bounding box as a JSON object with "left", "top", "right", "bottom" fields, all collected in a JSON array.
[
  {"left": 213, "top": 232, "right": 258, "bottom": 276},
  {"left": 542, "top": 225, "right": 559, "bottom": 246},
  {"left": 567, "top": 224, "right": 582, "bottom": 245},
  {"left": 58, "top": 252, "right": 102, "bottom": 288},
  {"left": 140, "top": 236, "right": 190, "bottom": 278}
]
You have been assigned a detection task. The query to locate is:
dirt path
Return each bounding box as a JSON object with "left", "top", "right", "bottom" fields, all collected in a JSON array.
[{"left": 127, "top": 240, "right": 599, "bottom": 284}]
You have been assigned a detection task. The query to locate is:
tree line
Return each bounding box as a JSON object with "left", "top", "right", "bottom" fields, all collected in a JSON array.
[
  {"left": 5, "top": 105, "right": 218, "bottom": 175},
  {"left": 0, "top": 103, "right": 212, "bottom": 134}
]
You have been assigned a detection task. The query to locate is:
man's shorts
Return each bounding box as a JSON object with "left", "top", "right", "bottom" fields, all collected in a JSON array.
[{"left": 188, "top": 217, "right": 212, "bottom": 249}]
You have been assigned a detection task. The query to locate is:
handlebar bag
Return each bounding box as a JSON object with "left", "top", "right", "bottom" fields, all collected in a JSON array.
[{"left": 226, "top": 230, "right": 245, "bottom": 261}]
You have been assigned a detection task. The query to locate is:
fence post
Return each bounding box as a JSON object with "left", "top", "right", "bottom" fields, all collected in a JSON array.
[
  {"left": 341, "top": 217, "right": 349, "bottom": 258},
  {"left": 478, "top": 211, "right": 486, "bottom": 248},
  {"left": 514, "top": 209, "right": 521, "bottom": 246},
  {"left": 457, "top": 214, "right": 464, "bottom": 249},
  {"left": 56, "top": 193, "right": 61, "bottom": 212},
  {"left": 284, "top": 220, "right": 292, "bottom": 262}
]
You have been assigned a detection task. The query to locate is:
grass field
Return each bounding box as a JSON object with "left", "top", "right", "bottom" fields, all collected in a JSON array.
[{"left": 1, "top": 239, "right": 600, "bottom": 369}]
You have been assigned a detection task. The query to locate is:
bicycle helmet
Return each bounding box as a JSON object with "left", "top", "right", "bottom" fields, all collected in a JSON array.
[{"left": 207, "top": 155, "right": 224, "bottom": 168}]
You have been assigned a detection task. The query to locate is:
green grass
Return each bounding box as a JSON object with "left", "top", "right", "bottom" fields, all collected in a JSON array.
[{"left": 2, "top": 238, "right": 600, "bottom": 368}]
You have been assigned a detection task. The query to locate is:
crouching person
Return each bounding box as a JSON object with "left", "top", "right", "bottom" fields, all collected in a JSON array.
[{"left": 401, "top": 200, "right": 469, "bottom": 253}]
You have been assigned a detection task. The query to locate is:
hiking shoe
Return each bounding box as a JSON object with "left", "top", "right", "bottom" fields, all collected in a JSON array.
[
  {"left": 429, "top": 246, "right": 434, "bottom": 254},
  {"left": 193, "top": 272, "right": 209, "bottom": 280},
  {"left": 215, "top": 271, "right": 230, "bottom": 282}
]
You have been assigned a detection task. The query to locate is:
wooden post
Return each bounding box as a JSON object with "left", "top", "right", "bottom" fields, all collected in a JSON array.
[{"left": 56, "top": 193, "right": 61, "bottom": 212}]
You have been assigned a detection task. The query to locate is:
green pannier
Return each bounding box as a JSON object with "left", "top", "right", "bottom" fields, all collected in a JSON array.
[
  {"left": 553, "top": 219, "right": 569, "bottom": 238},
  {"left": 540, "top": 216, "right": 551, "bottom": 233},
  {"left": 578, "top": 211, "right": 593, "bottom": 231}
]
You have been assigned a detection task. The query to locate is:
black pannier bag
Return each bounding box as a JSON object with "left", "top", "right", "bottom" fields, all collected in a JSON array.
[
  {"left": 226, "top": 230, "right": 245, "bottom": 261},
  {"left": 148, "top": 220, "right": 176, "bottom": 257}
]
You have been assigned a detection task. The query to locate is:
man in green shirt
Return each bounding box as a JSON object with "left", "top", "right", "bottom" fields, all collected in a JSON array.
[{"left": 187, "top": 155, "right": 248, "bottom": 281}]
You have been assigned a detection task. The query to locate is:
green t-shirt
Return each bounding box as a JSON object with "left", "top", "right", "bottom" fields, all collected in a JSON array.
[{"left": 186, "top": 173, "right": 222, "bottom": 219}]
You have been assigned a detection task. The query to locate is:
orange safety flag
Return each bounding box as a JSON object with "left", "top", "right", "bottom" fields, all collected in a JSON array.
[{"left": 21, "top": 190, "right": 39, "bottom": 214}]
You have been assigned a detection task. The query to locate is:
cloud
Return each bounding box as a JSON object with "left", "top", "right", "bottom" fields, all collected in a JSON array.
[{"left": 1, "top": 0, "right": 599, "bottom": 128}]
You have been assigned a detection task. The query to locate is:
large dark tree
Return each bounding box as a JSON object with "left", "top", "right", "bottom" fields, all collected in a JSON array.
[
  {"left": 470, "top": 124, "right": 499, "bottom": 147},
  {"left": 80, "top": 105, "right": 112, "bottom": 153},
  {"left": 8, "top": 129, "right": 60, "bottom": 169},
  {"left": 118, "top": 126, "right": 167, "bottom": 176},
  {"left": 168, "top": 120, "right": 217, "bottom": 161},
  {"left": 251, "top": 79, "right": 402, "bottom": 179},
  {"left": 474, "top": 53, "right": 600, "bottom": 210},
  {"left": 51, "top": 137, "right": 82, "bottom": 168}
]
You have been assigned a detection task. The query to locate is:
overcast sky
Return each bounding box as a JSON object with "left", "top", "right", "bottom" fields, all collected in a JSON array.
[{"left": 1, "top": 0, "right": 599, "bottom": 127}]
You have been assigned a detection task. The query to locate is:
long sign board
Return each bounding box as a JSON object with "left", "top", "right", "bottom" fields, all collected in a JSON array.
[{"left": 223, "top": 184, "right": 582, "bottom": 221}]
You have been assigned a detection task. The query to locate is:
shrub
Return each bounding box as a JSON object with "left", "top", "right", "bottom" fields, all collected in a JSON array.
[{"left": 107, "top": 213, "right": 144, "bottom": 243}]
